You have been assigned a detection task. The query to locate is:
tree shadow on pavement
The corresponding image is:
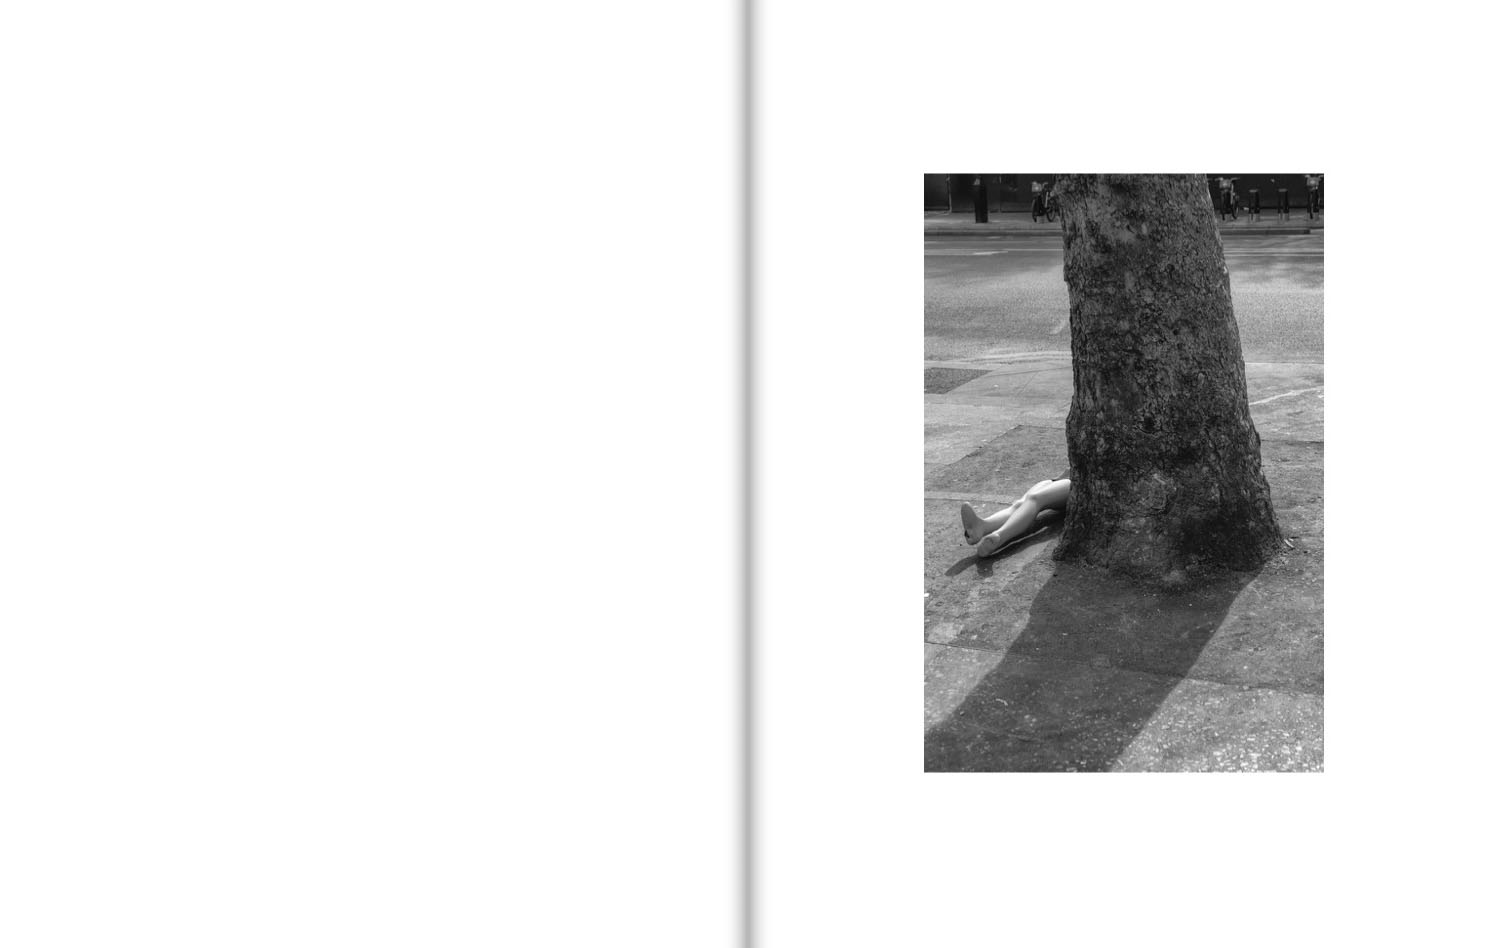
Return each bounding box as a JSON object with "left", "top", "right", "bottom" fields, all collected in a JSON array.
[{"left": 925, "top": 562, "right": 1259, "bottom": 772}]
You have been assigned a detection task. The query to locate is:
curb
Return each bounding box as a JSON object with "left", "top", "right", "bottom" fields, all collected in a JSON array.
[{"left": 926, "top": 226, "right": 1321, "bottom": 238}]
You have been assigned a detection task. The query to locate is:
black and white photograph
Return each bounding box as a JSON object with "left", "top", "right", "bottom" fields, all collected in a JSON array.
[{"left": 923, "top": 174, "right": 1324, "bottom": 771}]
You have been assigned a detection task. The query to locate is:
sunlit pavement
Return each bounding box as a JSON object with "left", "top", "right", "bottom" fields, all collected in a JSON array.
[{"left": 923, "top": 234, "right": 1324, "bottom": 772}]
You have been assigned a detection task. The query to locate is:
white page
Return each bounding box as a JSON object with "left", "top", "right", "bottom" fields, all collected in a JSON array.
[
  {"left": 756, "top": 0, "right": 1492, "bottom": 944},
  {"left": 2, "top": 3, "right": 742, "bottom": 945}
]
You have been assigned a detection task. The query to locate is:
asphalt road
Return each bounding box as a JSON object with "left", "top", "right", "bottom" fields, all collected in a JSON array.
[{"left": 924, "top": 233, "right": 1324, "bottom": 364}]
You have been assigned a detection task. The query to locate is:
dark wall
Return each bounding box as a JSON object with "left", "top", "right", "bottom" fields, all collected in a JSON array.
[
  {"left": 927, "top": 173, "right": 1324, "bottom": 212},
  {"left": 926, "top": 173, "right": 1056, "bottom": 213}
]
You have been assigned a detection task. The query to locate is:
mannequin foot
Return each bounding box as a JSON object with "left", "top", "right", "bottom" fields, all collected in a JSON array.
[
  {"left": 959, "top": 503, "right": 985, "bottom": 545},
  {"left": 975, "top": 532, "right": 1008, "bottom": 557}
]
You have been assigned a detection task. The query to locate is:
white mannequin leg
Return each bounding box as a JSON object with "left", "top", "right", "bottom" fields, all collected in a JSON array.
[
  {"left": 960, "top": 499, "right": 1019, "bottom": 545},
  {"left": 960, "top": 479, "right": 1056, "bottom": 545},
  {"left": 972, "top": 479, "right": 1071, "bottom": 557}
]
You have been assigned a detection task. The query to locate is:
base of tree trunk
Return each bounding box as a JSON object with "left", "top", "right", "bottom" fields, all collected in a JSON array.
[{"left": 1051, "top": 174, "right": 1283, "bottom": 583}]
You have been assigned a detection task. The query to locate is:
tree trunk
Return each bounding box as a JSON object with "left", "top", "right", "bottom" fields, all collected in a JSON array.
[{"left": 1052, "top": 174, "right": 1282, "bottom": 580}]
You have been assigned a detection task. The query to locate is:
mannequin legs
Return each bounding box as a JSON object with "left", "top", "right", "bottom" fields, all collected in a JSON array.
[
  {"left": 960, "top": 500, "right": 1013, "bottom": 544},
  {"left": 960, "top": 478, "right": 1071, "bottom": 557}
]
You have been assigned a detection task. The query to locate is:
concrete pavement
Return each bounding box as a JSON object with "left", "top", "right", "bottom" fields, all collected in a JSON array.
[{"left": 923, "top": 345, "right": 1324, "bottom": 770}]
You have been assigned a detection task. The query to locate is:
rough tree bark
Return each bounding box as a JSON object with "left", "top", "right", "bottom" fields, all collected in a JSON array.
[{"left": 1052, "top": 174, "right": 1282, "bottom": 580}]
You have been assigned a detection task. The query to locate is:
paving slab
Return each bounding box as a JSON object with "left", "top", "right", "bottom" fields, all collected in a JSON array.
[
  {"left": 924, "top": 423, "right": 1008, "bottom": 467},
  {"left": 925, "top": 651, "right": 1204, "bottom": 772},
  {"left": 924, "top": 643, "right": 1004, "bottom": 731},
  {"left": 939, "top": 557, "right": 1322, "bottom": 695},
  {"left": 1187, "top": 550, "right": 1323, "bottom": 694},
  {"left": 1259, "top": 439, "right": 1324, "bottom": 552},
  {"left": 924, "top": 499, "right": 1060, "bottom": 647},
  {"left": 924, "top": 425, "right": 1069, "bottom": 499},
  {"left": 924, "top": 366, "right": 993, "bottom": 394},
  {"left": 1245, "top": 362, "right": 1325, "bottom": 442},
  {"left": 924, "top": 649, "right": 1323, "bottom": 772},
  {"left": 922, "top": 362, "right": 1073, "bottom": 439},
  {"left": 1110, "top": 681, "right": 1323, "bottom": 772},
  {"left": 938, "top": 360, "right": 1072, "bottom": 400},
  {"left": 924, "top": 399, "right": 1067, "bottom": 432}
]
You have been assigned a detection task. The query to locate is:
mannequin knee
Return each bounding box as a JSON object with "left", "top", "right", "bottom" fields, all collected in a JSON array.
[
  {"left": 1023, "top": 479, "right": 1070, "bottom": 510},
  {"left": 1020, "top": 480, "right": 1053, "bottom": 502}
]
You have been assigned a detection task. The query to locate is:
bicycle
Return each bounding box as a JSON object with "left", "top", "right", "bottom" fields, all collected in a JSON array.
[{"left": 1031, "top": 183, "right": 1058, "bottom": 222}]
